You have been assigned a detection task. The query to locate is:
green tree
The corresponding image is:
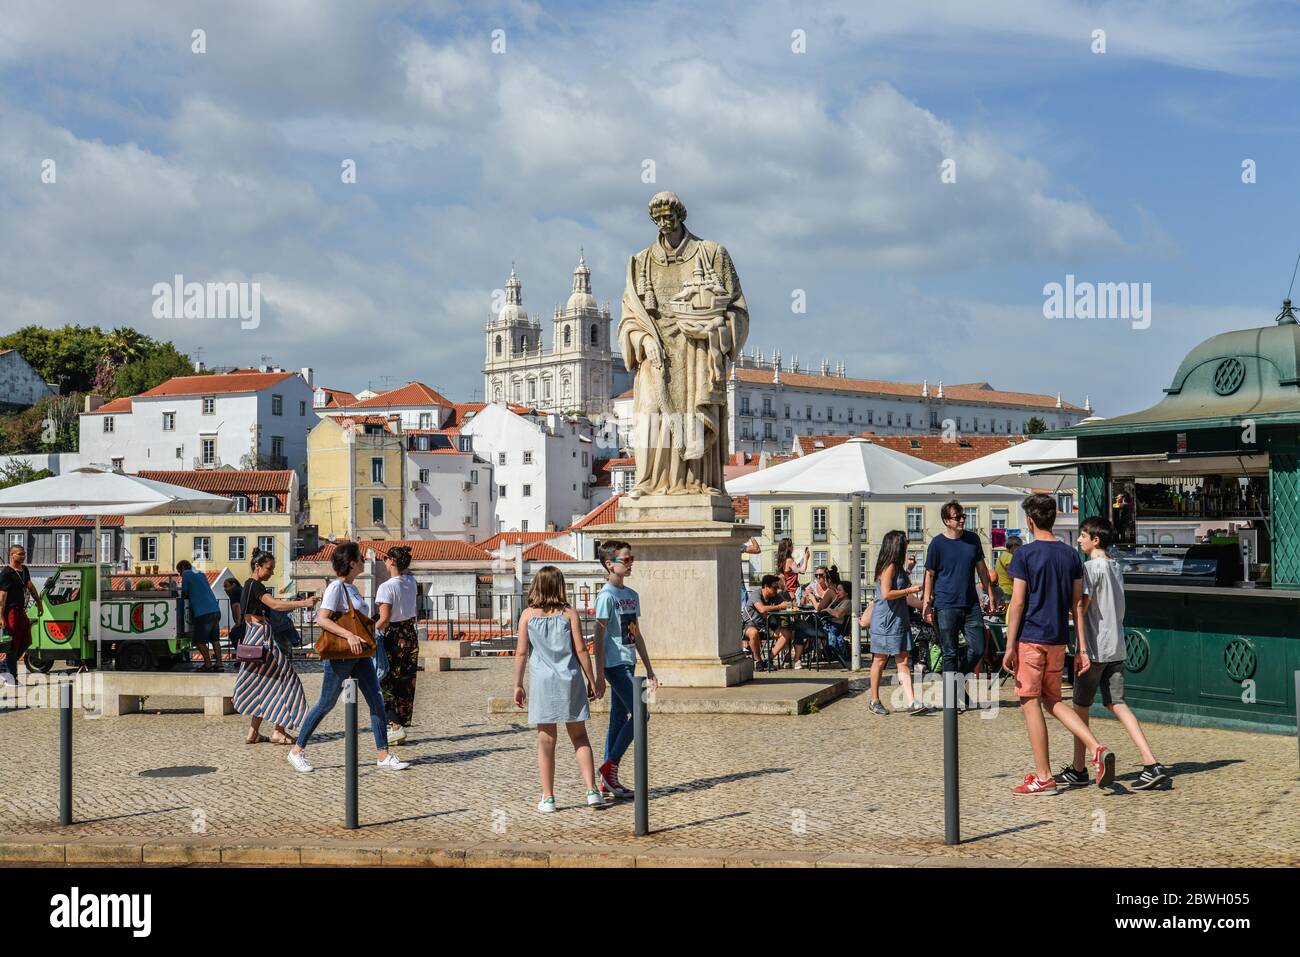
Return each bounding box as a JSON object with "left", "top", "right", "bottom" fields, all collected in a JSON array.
[
  {"left": 0, "top": 459, "right": 52, "bottom": 489},
  {"left": 0, "top": 325, "right": 110, "bottom": 394},
  {"left": 1026, "top": 417, "right": 1048, "bottom": 434},
  {"left": 114, "top": 343, "right": 199, "bottom": 397}
]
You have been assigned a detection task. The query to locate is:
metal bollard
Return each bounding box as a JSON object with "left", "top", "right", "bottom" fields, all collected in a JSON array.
[
  {"left": 60, "top": 679, "right": 73, "bottom": 826},
  {"left": 943, "top": 670, "right": 960, "bottom": 845},
  {"left": 344, "top": 678, "right": 358, "bottom": 830},
  {"left": 633, "top": 674, "right": 649, "bottom": 836}
]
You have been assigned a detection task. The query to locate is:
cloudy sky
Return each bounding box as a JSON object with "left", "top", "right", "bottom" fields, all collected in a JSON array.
[{"left": 2, "top": 0, "right": 1299, "bottom": 415}]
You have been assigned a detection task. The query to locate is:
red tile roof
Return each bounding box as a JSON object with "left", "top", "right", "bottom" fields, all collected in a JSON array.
[
  {"left": 793, "top": 432, "right": 1028, "bottom": 466},
  {"left": 570, "top": 493, "right": 620, "bottom": 529},
  {"left": 522, "top": 542, "right": 576, "bottom": 562},
  {"left": 84, "top": 397, "right": 134, "bottom": 415},
  {"left": 479, "top": 531, "right": 559, "bottom": 551},
  {"left": 342, "top": 382, "right": 454, "bottom": 410},
  {"left": 602, "top": 457, "right": 634, "bottom": 470},
  {"left": 140, "top": 371, "right": 296, "bottom": 398},
  {"left": 316, "top": 387, "right": 357, "bottom": 408},
  {"left": 135, "top": 469, "right": 294, "bottom": 494},
  {"left": 732, "top": 368, "right": 1085, "bottom": 412},
  {"left": 0, "top": 515, "right": 124, "bottom": 527}
]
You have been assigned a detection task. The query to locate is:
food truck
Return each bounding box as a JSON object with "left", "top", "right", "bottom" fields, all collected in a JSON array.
[
  {"left": 1049, "top": 301, "right": 1300, "bottom": 733},
  {"left": 22, "top": 564, "right": 193, "bottom": 672}
]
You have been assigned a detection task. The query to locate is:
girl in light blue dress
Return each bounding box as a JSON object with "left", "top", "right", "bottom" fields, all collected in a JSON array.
[{"left": 511, "top": 565, "right": 608, "bottom": 812}]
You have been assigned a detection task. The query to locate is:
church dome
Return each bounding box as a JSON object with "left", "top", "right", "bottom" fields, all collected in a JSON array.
[
  {"left": 565, "top": 251, "right": 597, "bottom": 314},
  {"left": 498, "top": 266, "right": 529, "bottom": 325}
]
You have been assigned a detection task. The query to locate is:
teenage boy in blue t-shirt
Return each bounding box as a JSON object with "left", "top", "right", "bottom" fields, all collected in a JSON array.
[
  {"left": 1003, "top": 494, "right": 1115, "bottom": 795},
  {"left": 593, "top": 540, "right": 658, "bottom": 798}
]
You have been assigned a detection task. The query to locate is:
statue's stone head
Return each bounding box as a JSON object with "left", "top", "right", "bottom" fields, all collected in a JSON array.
[{"left": 648, "top": 191, "right": 687, "bottom": 236}]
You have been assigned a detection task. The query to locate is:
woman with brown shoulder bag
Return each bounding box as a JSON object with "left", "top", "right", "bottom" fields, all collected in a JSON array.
[{"left": 287, "top": 541, "right": 409, "bottom": 773}]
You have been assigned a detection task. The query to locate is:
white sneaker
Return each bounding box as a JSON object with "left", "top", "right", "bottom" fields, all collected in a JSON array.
[
  {"left": 537, "top": 796, "right": 557, "bottom": 813},
  {"left": 586, "top": 789, "right": 610, "bottom": 807},
  {"left": 387, "top": 725, "right": 406, "bottom": 743},
  {"left": 287, "top": 750, "right": 313, "bottom": 773},
  {"left": 376, "top": 754, "right": 410, "bottom": 771},
  {"left": 793, "top": 660, "right": 804, "bottom": 670}
]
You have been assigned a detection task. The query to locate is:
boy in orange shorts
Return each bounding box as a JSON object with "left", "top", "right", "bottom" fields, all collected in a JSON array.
[{"left": 1002, "top": 494, "right": 1115, "bottom": 794}]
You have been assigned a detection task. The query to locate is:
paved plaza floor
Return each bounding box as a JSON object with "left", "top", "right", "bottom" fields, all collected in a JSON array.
[{"left": 1, "top": 659, "right": 1296, "bottom": 866}]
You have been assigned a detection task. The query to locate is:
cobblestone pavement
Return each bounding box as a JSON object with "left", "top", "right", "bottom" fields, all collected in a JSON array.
[{"left": 1, "top": 659, "right": 1296, "bottom": 866}]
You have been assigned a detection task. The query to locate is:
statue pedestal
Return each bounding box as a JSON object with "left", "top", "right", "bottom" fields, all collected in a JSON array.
[{"left": 590, "top": 498, "right": 760, "bottom": 688}]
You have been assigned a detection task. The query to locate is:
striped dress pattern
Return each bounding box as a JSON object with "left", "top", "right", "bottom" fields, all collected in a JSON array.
[{"left": 232, "top": 618, "right": 307, "bottom": 730}]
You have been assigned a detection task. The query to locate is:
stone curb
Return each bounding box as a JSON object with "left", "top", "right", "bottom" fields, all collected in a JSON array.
[{"left": 0, "top": 835, "right": 1024, "bottom": 868}]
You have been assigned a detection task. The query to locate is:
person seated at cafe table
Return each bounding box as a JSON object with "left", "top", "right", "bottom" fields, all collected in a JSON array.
[{"left": 742, "top": 574, "right": 799, "bottom": 671}]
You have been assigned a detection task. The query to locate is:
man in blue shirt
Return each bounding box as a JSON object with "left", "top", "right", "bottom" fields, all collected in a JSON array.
[
  {"left": 922, "top": 500, "right": 996, "bottom": 711},
  {"left": 177, "top": 560, "right": 222, "bottom": 672}
]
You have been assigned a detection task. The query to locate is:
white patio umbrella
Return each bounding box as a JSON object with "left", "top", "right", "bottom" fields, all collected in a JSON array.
[
  {"left": 0, "top": 468, "right": 232, "bottom": 648},
  {"left": 903, "top": 438, "right": 1079, "bottom": 492}
]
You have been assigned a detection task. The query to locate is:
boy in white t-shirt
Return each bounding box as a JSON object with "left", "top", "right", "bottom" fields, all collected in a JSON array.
[
  {"left": 1059, "top": 517, "right": 1168, "bottom": 791},
  {"left": 592, "top": 540, "right": 658, "bottom": 798}
]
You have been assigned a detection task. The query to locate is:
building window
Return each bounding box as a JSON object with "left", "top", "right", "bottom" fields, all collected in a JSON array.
[
  {"left": 813, "top": 550, "right": 829, "bottom": 569},
  {"left": 193, "top": 536, "right": 212, "bottom": 562},
  {"left": 257, "top": 536, "right": 275, "bottom": 555},
  {"left": 56, "top": 532, "right": 72, "bottom": 564},
  {"left": 202, "top": 396, "right": 215, "bottom": 415},
  {"left": 371, "top": 457, "right": 384, "bottom": 484},
  {"left": 523, "top": 484, "right": 532, "bottom": 496},
  {"left": 542, "top": 377, "right": 552, "bottom": 400},
  {"left": 471, "top": 502, "right": 479, "bottom": 527},
  {"left": 992, "top": 508, "right": 1008, "bottom": 531},
  {"left": 458, "top": 436, "right": 472, "bottom": 452},
  {"left": 494, "top": 335, "right": 502, "bottom": 356},
  {"left": 233, "top": 495, "right": 248, "bottom": 512},
  {"left": 419, "top": 504, "right": 430, "bottom": 529},
  {"left": 827, "top": 405, "right": 834, "bottom": 420},
  {"left": 805, "top": 404, "right": 813, "bottom": 419},
  {"left": 582, "top": 451, "right": 588, "bottom": 467},
  {"left": 527, "top": 379, "right": 536, "bottom": 401},
  {"left": 371, "top": 498, "right": 385, "bottom": 525},
  {"left": 162, "top": 411, "right": 175, "bottom": 431},
  {"left": 419, "top": 413, "right": 432, "bottom": 429},
  {"left": 563, "top": 325, "right": 571, "bottom": 348},
  {"left": 300, "top": 401, "right": 307, "bottom": 416},
  {"left": 271, "top": 436, "right": 284, "bottom": 461},
  {"left": 763, "top": 397, "right": 773, "bottom": 416},
  {"left": 590, "top": 324, "right": 599, "bottom": 346},
  {"left": 498, "top": 485, "right": 507, "bottom": 498},
  {"left": 419, "top": 468, "right": 430, "bottom": 484},
  {"left": 498, "top": 452, "right": 507, "bottom": 466},
  {"left": 848, "top": 409, "right": 854, "bottom": 423},
  {"left": 103, "top": 416, "right": 114, "bottom": 433},
  {"left": 111, "top": 457, "right": 124, "bottom": 472},
  {"left": 272, "top": 394, "right": 283, "bottom": 415},
  {"left": 784, "top": 427, "right": 792, "bottom": 440},
  {"left": 966, "top": 507, "right": 979, "bottom": 531},
  {"left": 773, "top": 507, "right": 791, "bottom": 538},
  {"left": 523, "top": 451, "right": 533, "bottom": 465},
  {"left": 229, "top": 537, "right": 246, "bottom": 562},
  {"left": 812, "top": 507, "right": 827, "bottom": 541},
  {"left": 740, "top": 396, "right": 751, "bottom": 415},
  {"left": 201, "top": 438, "right": 216, "bottom": 466},
  {"left": 140, "top": 536, "right": 158, "bottom": 562},
  {"left": 521, "top": 520, "right": 529, "bottom": 532},
  {"left": 906, "top": 413, "right": 912, "bottom": 428},
  {"left": 887, "top": 412, "right": 893, "bottom": 427},
  {"left": 470, "top": 469, "right": 479, "bottom": 484},
  {"left": 906, "top": 508, "right": 924, "bottom": 540},
  {"left": 258, "top": 494, "right": 278, "bottom": 512},
  {"left": 6, "top": 532, "right": 24, "bottom": 552}
]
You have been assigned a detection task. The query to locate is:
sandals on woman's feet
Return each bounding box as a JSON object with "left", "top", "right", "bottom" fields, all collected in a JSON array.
[
  {"left": 245, "top": 733, "right": 270, "bottom": 744},
  {"left": 269, "top": 733, "right": 295, "bottom": 746}
]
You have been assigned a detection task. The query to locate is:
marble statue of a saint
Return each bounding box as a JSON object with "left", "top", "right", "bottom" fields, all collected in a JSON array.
[{"left": 619, "top": 192, "right": 749, "bottom": 497}]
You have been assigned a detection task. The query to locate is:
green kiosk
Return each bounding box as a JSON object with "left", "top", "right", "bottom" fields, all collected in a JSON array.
[{"left": 1050, "top": 302, "right": 1300, "bottom": 734}]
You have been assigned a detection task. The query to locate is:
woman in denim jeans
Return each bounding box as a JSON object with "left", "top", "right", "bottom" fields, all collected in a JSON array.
[{"left": 287, "top": 541, "right": 409, "bottom": 773}]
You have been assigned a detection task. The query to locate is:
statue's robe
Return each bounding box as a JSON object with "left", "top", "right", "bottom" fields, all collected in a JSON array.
[{"left": 619, "top": 229, "right": 748, "bottom": 496}]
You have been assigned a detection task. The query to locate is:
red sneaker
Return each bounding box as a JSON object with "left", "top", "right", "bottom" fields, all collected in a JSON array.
[
  {"left": 1012, "top": 772, "right": 1059, "bottom": 795},
  {"left": 598, "top": 760, "right": 633, "bottom": 798},
  {"left": 1089, "top": 746, "right": 1116, "bottom": 788}
]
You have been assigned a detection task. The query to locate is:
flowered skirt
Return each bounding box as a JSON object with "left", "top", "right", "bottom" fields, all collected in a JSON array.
[
  {"left": 380, "top": 618, "right": 419, "bottom": 727},
  {"left": 232, "top": 618, "right": 307, "bottom": 730}
]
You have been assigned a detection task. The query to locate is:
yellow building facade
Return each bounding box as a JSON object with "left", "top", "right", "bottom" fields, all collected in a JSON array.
[
  {"left": 123, "top": 512, "right": 296, "bottom": 593},
  {"left": 307, "top": 416, "right": 407, "bottom": 542}
]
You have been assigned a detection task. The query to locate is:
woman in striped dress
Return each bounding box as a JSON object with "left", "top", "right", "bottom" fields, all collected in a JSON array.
[{"left": 234, "top": 551, "right": 319, "bottom": 745}]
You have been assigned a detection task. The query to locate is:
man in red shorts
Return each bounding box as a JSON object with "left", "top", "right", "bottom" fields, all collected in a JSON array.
[
  {"left": 1002, "top": 494, "right": 1115, "bottom": 794},
  {"left": 0, "top": 544, "right": 43, "bottom": 687}
]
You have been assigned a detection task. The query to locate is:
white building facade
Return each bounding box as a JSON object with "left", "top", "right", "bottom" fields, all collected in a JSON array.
[
  {"left": 78, "top": 369, "right": 317, "bottom": 477},
  {"left": 483, "top": 256, "right": 633, "bottom": 417},
  {"left": 459, "top": 403, "right": 613, "bottom": 534}
]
